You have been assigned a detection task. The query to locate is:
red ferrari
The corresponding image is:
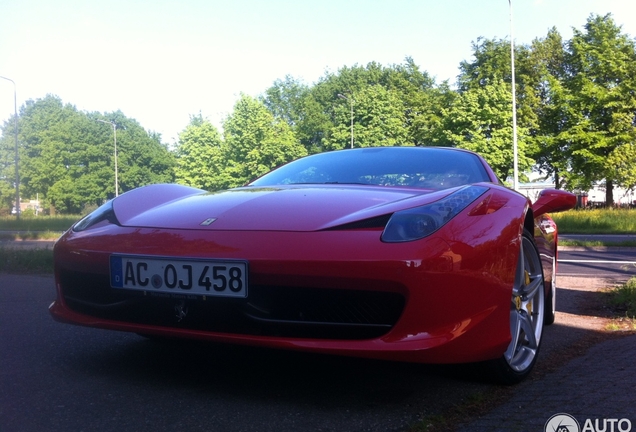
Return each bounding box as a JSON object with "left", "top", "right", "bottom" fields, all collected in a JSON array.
[{"left": 50, "top": 147, "right": 576, "bottom": 384}]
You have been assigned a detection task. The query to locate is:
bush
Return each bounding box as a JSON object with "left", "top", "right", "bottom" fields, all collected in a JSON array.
[
  {"left": 608, "top": 278, "right": 636, "bottom": 319},
  {"left": 0, "top": 247, "right": 54, "bottom": 273}
]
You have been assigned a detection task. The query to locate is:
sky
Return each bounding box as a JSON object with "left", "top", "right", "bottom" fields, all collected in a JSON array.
[{"left": 1, "top": 0, "right": 635, "bottom": 146}]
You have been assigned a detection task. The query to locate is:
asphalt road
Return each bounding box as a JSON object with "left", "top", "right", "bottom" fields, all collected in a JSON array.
[
  {"left": 560, "top": 233, "right": 636, "bottom": 244},
  {"left": 0, "top": 274, "right": 509, "bottom": 432},
  {"left": 558, "top": 248, "right": 636, "bottom": 280},
  {"left": 1, "top": 245, "right": 633, "bottom": 432}
]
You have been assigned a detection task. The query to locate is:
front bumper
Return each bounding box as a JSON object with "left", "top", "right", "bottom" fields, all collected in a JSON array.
[{"left": 51, "top": 224, "right": 516, "bottom": 364}]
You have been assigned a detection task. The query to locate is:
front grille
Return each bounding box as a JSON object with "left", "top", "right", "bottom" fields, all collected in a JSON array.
[{"left": 59, "top": 270, "right": 405, "bottom": 340}]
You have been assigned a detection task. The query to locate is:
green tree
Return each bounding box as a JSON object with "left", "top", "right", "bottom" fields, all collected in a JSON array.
[
  {"left": 458, "top": 37, "right": 538, "bottom": 131},
  {"left": 220, "top": 94, "right": 307, "bottom": 188},
  {"left": 410, "top": 81, "right": 458, "bottom": 147},
  {"left": 527, "top": 28, "right": 571, "bottom": 188},
  {"left": 0, "top": 117, "right": 18, "bottom": 213},
  {"left": 383, "top": 57, "right": 451, "bottom": 146},
  {"left": 261, "top": 75, "right": 332, "bottom": 154},
  {"left": 262, "top": 75, "right": 309, "bottom": 128},
  {"left": 293, "top": 64, "right": 382, "bottom": 152},
  {"left": 324, "top": 85, "right": 409, "bottom": 150},
  {"left": 562, "top": 14, "right": 636, "bottom": 204},
  {"left": 439, "top": 80, "right": 534, "bottom": 181},
  {"left": 109, "top": 111, "right": 175, "bottom": 193},
  {"left": 3, "top": 95, "right": 175, "bottom": 214},
  {"left": 263, "top": 59, "right": 447, "bottom": 151},
  {"left": 457, "top": 37, "right": 543, "bottom": 173},
  {"left": 607, "top": 143, "right": 636, "bottom": 192},
  {"left": 16, "top": 95, "right": 88, "bottom": 211},
  {"left": 174, "top": 114, "right": 224, "bottom": 190}
]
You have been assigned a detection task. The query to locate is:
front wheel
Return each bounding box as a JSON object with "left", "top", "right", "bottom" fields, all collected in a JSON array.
[{"left": 488, "top": 229, "right": 545, "bottom": 384}]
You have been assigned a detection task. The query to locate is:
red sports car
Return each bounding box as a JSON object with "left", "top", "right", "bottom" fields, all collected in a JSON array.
[{"left": 50, "top": 147, "right": 576, "bottom": 384}]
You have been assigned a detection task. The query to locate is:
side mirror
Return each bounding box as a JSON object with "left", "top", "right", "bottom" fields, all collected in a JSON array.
[{"left": 532, "top": 189, "right": 577, "bottom": 218}]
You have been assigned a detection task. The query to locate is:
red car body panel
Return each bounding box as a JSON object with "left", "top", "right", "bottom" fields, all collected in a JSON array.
[
  {"left": 52, "top": 187, "right": 528, "bottom": 363},
  {"left": 113, "top": 183, "right": 490, "bottom": 232},
  {"left": 50, "top": 147, "right": 575, "bottom": 366}
]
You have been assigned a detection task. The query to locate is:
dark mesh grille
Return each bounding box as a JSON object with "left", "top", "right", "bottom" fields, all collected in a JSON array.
[{"left": 59, "top": 270, "right": 405, "bottom": 340}]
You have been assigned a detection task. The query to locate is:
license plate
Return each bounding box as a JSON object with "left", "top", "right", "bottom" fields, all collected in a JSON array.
[{"left": 110, "top": 255, "right": 248, "bottom": 298}]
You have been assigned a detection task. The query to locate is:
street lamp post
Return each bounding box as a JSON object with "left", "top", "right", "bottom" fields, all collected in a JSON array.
[
  {"left": 96, "top": 119, "right": 119, "bottom": 197},
  {"left": 337, "top": 93, "right": 354, "bottom": 148},
  {"left": 508, "top": 0, "right": 519, "bottom": 191},
  {"left": 0, "top": 75, "right": 20, "bottom": 219}
]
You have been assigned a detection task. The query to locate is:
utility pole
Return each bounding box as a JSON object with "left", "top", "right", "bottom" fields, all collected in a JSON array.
[
  {"left": 96, "top": 119, "right": 119, "bottom": 196},
  {"left": 0, "top": 75, "right": 20, "bottom": 219},
  {"left": 337, "top": 94, "right": 354, "bottom": 148},
  {"left": 509, "top": 0, "right": 520, "bottom": 191}
]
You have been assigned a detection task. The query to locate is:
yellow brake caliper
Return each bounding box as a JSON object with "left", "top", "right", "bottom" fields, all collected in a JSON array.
[
  {"left": 525, "top": 270, "right": 533, "bottom": 315},
  {"left": 515, "top": 270, "right": 533, "bottom": 315}
]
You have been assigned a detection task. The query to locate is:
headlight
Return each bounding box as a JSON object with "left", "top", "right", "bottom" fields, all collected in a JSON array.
[
  {"left": 381, "top": 185, "right": 488, "bottom": 242},
  {"left": 73, "top": 200, "right": 119, "bottom": 232}
]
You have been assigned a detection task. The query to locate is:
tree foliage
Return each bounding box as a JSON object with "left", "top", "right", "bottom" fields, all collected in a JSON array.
[
  {"left": 175, "top": 114, "right": 224, "bottom": 191},
  {"left": 0, "top": 95, "right": 175, "bottom": 214},
  {"left": 526, "top": 28, "right": 570, "bottom": 188},
  {"left": 453, "top": 14, "right": 636, "bottom": 202},
  {"left": 0, "top": 116, "right": 18, "bottom": 212},
  {"left": 2, "top": 13, "right": 635, "bottom": 212},
  {"left": 221, "top": 94, "right": 307, "bottom": 188},
  {"left": 438, "top": 80, "right": 533, "bottom": 180},
  {"left": 261, "top": 59, "right": 447, "bottom": 153},
  {"left": 324, "top": 85, "right": 409, "bottom": 150},
  {"left": 561, "top": 14, "right": 636, "bottom": 202}
]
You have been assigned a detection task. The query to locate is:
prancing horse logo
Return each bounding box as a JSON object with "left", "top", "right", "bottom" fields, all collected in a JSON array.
[{"left": 174, "top": 301, "right": 188, "bottom": 322}]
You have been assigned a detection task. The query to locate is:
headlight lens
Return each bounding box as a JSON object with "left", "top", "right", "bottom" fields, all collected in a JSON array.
[
  {"left": 73, "top": 200, "right": 118, "bottom": 232},
  {"left": 381, "top": 185, "right": 489, "bottom": 242}
]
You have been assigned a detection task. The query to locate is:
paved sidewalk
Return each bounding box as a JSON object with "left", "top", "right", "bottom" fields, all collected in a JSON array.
[
  {"left": 456, "top": 333, "right": 636, "bottom": 432},
  {"left": 2, "top": 239, "right": 635, "bottom": 432},
  {"left": 453, "top": 275, "right": 636, "bottom": 432}
]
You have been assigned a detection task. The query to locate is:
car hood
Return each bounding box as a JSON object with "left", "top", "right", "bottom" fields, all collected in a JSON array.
[{"left": 113, "top": 184, "right": 461, "bottom": 232}]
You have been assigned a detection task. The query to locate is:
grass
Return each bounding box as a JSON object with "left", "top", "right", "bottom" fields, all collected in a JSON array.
[
  {"left": 0, "top": 246, "right": 54, "bottom": 274},
  {"left": 0, "top": 215, "right": 78, "bottom": 241},
  {"left": 605, "top": 278, "right": 636, "bottom": 331},
  {"left": 0, "top": 215, "right": 79, "bottom": 232},
  {"left": 550, "top": 208, "right": 636, "bottom": 234},
  {"left": 0, "top": 209, "right": 634, "bottom": 274},
  {"left": 2, "top": 209, "right": 635, "bottom": 237},
  {"left": 0, "top": 230, "right": 62, "bottom": 241},
  {"left": 559, "top": 239, "right": 636, "bottom": 248}
]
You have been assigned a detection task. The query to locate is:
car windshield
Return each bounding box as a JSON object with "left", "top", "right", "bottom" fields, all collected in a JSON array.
[{"left": 249, "top": 147, "right": 492, "bottom": 190}]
